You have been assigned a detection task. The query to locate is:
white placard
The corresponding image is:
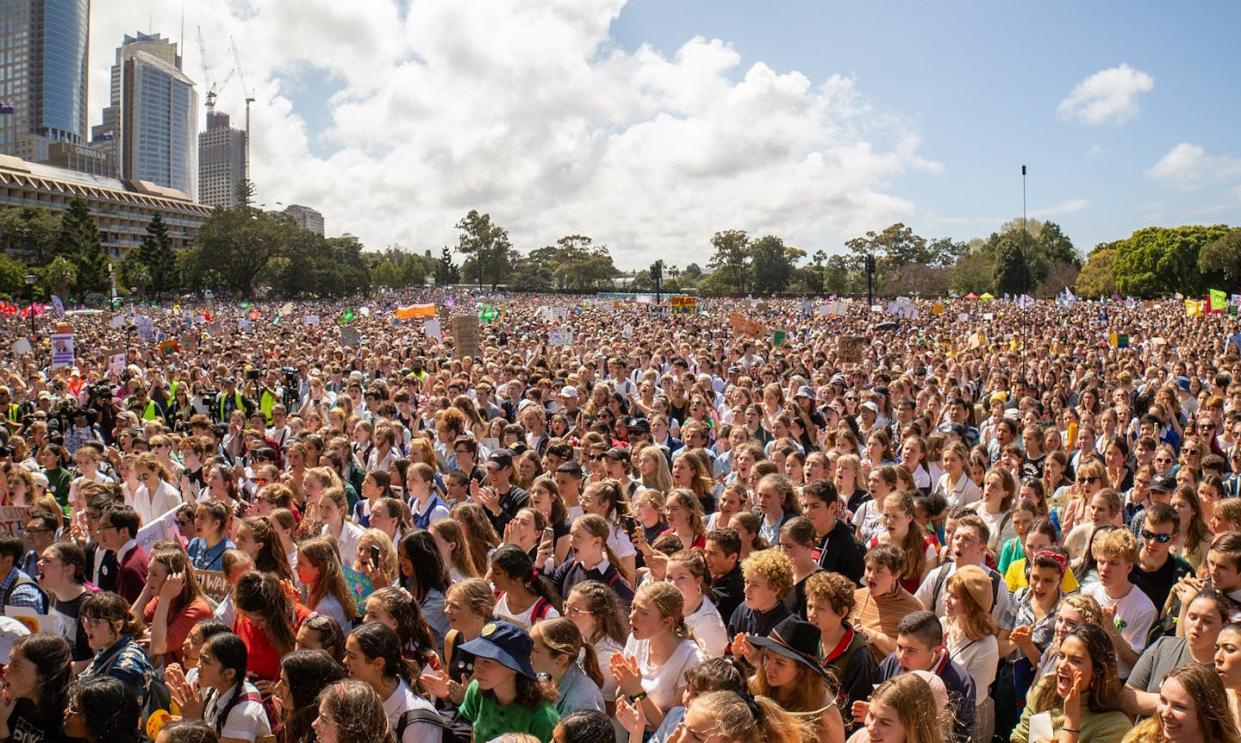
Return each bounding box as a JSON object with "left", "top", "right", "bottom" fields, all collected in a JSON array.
[{"left": 548, "top": 329, "right": 573, "bottom": 346}]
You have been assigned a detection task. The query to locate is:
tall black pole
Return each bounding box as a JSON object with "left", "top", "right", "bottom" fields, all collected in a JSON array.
[
  {"left": 1022, "top": 164, "right": 1028, "bottom": 293},
  {"left": 866, "top": 254, "right": 874, "bottom": 307}
]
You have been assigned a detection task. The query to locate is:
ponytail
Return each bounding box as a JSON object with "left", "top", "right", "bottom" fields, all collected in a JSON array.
[{"left": 535, "top": 618, "right": 604, "bottom": 688}]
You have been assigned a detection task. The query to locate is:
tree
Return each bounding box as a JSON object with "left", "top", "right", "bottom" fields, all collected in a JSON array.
[
  {"left": 188, "top": 206, "right": 290, "bottom": 297},
  {"left": 118, "top": 251, "right": 151, "bottom": 297},
  {"left": 1035, "top": 261, "right": 1081, "bottom": 298},
  {"left": 992, "top": 230, "right": 1032, "bottom": 295},
  {"left": 0, "top": 206, "right": 59, "bottom": 265},
  {"left": 683, "top": 263, "right": 703, "bottom": 280},
  {"left": 822, "top": 255, "right": 853, "bottom": 296},
  {"left": 880, "top": 264, "right": 948, "bottom": 297},
  {"left": 1111, "top": 225, "right": 1232, "bottom": 297},
  {"left": 235, "top": 179, "right": 256, "bottom": 208},
  {"left": 0, "top": 252, "right": 26, "bottom": 296},
  {"left": 56, "top": 199, "right": 108, "bottom": 295},
  {"left": 1199, "top": 229, "right": 1241, "bottom": 287},
  {"left": 707, "top": 230, "right": 750, "bottom": 294},
  {"left": 436, "top": 246, "right": 459, "bottom": 284},
  {"left": 136, "top": 213, "right": 176, "bottom": 295},
  {"left": 454, "top": 210, "right": 512, "bottom": 290},
  {"left": 978, "top": 219, "right": 1080, "bottom": 288},
  {"left": 948, "top": 249, "right": 994, "bottom": 295},
  {"left": 1075, "top": 243, "right": 1120, "bottom": 297},
  {"left": 748, "top": 235, "right": 795, "bottom": 294}
]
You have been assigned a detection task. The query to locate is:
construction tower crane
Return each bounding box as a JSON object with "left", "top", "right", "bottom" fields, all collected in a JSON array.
[
  {"left": 230, "top": 36, "right": 256, "bottom": 178},
  {"left": 196, "top": 26, "right": 235, "bottom": 115}
]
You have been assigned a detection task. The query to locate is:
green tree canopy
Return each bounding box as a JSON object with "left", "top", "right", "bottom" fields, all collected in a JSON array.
[
  {"left": 1111, "top": 225, "right": 1232, "bottom": 297},
  {"left": 0, "top": 206, "right": 59, "bottom": 265},
  {"left": 455, "top": 210, "right": 512, "bottom": 290}
]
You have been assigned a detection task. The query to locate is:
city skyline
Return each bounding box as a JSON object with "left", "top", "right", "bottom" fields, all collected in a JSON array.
[{"left": 82, "top": 1, "right": 1241, "bottom": 269}]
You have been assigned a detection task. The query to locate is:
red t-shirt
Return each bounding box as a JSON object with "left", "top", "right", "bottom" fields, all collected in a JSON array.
[
  {"left": 233, "top": 602, "right": 312, "bottom": 681},
  {"left": 143, "top": 596, "right": 213, "bottom": 667}
]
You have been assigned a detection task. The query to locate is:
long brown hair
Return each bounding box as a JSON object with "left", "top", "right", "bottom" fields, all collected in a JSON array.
[
  {"left": 429, "top": 519, "right": 478, "bottom": 578},
  {"left": 1030, "top": 624, "right": 1123, "bottom": 714},
  {"left": 315, "top": 680, "right": 397, "bottom": 743},
  {"left": 148, "top": 547, "right": 206, "bottom": 617},
  {"left": 240, "top": 515, "right": 295, "bottom": 582},
  {"left": 298, "top": 538, "right": 360, "bottom": 621},
  {"left": 532, "top": 617, "right": 604, "bottom": 688},
  {"left": 234, "top": 571, "right": 298, "bottom": 656},
  {"left": 452, "top": 502, "right": 499, "bottom": 576}
]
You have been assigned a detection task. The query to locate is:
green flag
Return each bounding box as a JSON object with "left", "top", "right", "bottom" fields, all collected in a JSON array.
[
  {"left": 478, "top": 305, "right": 498, "bottom": 323},
  {"left": 241, "top": 300, "right": 251, "bottom": 310},
  {"left": 339, "top": 307, "right": 356, "bottom": 324},
  {"left": 772, "top": 330, "right": 787, "bottom": 347},
  {"left": 1211, "top": 288, "right": 1228, "bottom": 312}
]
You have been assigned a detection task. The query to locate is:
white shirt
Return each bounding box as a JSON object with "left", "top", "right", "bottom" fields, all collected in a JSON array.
[
  {"left": 946, "top": 626, "right": 999, "bottom": 703},
  {"left": 131, "top": 479, "right": 184, "bottom": 527},
  {"left": 684, "top": 595, "right": 728, "bottom": 658},
  {"left": 324, "top": 520, "right": 366, "bottom": 566},
  {"left": 382, "top": 678, "right": 442, "bottom": 743},
  {"left": 493, "top": 593, "right": 560, "bottom": 631},
  {"left": 934, "top": 473, "right": 981, "bottom": 510},
  {"left": 915, "top": 562, "right": 1013, "bottom": 631},
  {"left": 621, "top": 635, "right": 705, "bottom": 712},
  {"left": 1083, "top": 581, "right": 1157, "bottom": 678},
  {"left": 204, "top": 682, "right": 272, "bottom": 742}
]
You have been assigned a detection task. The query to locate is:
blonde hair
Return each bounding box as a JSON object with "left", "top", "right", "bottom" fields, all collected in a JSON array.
[
  {"left": 638, "top": 445, "right": 674, "bottom": 493},
  {"left": 1091, "top": 526, "right": 1139, "bottom": 564},
  {"left": 867, "top": 674, "right": 946, "bottom": 743},
  {"left": 742, "top": 548, "right": 795, "bottom": 599},
  {"left": 429, "top": 519, "right": 479, "bottom": 578},
  {"left": 687, "top": 691, "right": 814, "bottom": 743},
  {"left": 356, "top": 529, "right": 398, "bottom": 588},
  {"left": 637, "top": 581, "right": 690, "bottom": 640},
  {"left": 532, "top": 617, "right": 604, "bottom": 688},
  {"left": 446, "top": 578, "right": 496, "bottom": 619}
]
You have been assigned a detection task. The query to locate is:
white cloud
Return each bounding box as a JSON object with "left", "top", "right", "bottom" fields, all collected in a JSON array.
[
  {"left": 1088, "top": 144, "right": 1103, "bottom": 157},
  {"left": 1030, "top": 198, "right": 1090, "bottom": 218},
  {"left": 1145, "top": 142, "right": 1241, "bottom": 191},
  {"left": 1057, "top": 64, "right": 1153, "bottom": 126},
  {"left": 90, "top": 1, "right": 940, "bottom": 268}
]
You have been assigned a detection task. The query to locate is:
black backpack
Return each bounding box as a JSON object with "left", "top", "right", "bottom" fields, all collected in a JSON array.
[{"left": 395, "top": 707, "right": 472, "bottom": 743}]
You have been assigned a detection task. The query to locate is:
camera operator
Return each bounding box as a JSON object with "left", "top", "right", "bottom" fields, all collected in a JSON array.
[
  {"left": 125, "top": 381, "right": 166, "bottom": 424},
  {"left": 215, "top": 374, "right": 257, "bottom": 423},
  {"left": 63, "top": 406, "right": 104, "bottom": 456}
]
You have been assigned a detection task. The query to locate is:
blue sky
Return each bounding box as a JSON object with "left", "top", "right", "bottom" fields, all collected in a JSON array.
[
  {"left": 607, "top": 0, "right": 1241, "bottom": 253},
  {"left": 95, "top": 1, "right": 1241, "bottom": 267}
]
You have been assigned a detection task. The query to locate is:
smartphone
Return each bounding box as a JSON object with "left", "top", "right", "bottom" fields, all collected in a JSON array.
[
  {"left": 621, "top": 514, "right": 638, "bottom": 536},
  {"left": 370, "top": 546, "right": 381, "bottom": 566},
  {"left": 541, "top": 527, "right": 554, "bottom": 545}
]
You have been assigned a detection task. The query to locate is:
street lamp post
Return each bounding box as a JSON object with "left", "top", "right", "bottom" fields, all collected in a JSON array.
[{"left": 23, "top": 273, "right": 36, "bottom": 339}]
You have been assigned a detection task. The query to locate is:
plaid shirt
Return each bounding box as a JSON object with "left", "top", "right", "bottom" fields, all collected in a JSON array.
[
  {"left": 78, "top": 634, "right": 152, "bottom": 701},
  {"left": 0, "top": 567, "right": 47, "bottom": 614}
]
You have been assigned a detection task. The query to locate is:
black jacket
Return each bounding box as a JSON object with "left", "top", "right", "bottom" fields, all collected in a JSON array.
[
  {"left": 711, "top": 564, "right": 745, "bottom": 623},
  {"left": 814, "top": 519, "right": 865, "bottom": 585}
]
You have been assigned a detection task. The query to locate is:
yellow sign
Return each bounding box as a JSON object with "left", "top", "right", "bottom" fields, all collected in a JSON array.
[{"left": 931, "top": 303, "right": 944, "bottom": 316}]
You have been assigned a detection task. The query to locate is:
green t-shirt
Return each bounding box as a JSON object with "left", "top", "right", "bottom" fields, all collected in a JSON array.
[
  {"left": 43, "top": 467, "right": 72, "bottom": 507},
  {"left": 460, "top": 679, "right": 559, "bottom": 743}
]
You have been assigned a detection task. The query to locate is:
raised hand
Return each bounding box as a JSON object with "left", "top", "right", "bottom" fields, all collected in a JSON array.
[
  {"left": 616, "top": 695, "right": 647, "bottom": 738},
  {"left": 610, "top": 653, "right": 644, "bottom": 698}
]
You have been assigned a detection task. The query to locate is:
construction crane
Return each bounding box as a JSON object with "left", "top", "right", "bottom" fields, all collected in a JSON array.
[
  {"left": 230, "top": 36, "right": 256, "bottom": 179},
  {"left": 196, "top": 26, "right": 235, "bottom": 115}
]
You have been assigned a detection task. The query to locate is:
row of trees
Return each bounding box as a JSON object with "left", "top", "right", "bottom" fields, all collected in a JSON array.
[{"left": 3, "top": 196, "right": 1236, "bottom": 302}]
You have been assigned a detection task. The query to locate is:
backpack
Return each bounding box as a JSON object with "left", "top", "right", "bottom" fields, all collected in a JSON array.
[
  {"left": 96, "top": 646, "right": 172, "bottom": 741},
  {"left": 2, "top": 571, "right": 50, "bottom": 612},
  {"left": 529, "top": 596, "right": 556, "bottom": 623},
  {"left": 396, "top": 707, "right": 472, "bottom": 743}
]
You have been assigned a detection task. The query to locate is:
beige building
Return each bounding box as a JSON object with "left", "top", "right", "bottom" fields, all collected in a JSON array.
[{"left": 0, "top": 153, "right": 210, "bottom": 256}]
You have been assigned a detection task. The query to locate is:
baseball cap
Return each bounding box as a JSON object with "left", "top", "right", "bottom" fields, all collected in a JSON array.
[
  {"left": 627, "top": 417, "right": 651, "bottom": 433},
  {"left": 1176, "top": 376, "right": 1191, "bottom": 392},
  {"left": 486, "top": 449, "right": 515, "bottom": 470},
  {"left": 1149, "top": 474, "right": 1176, "bottom": 493},
  {"left": 860, "top": 401, "right": 879, "bottom": 414},
  {"left": 457, "top": 621, "right": 537, "bottom": 679},
  {"left": 603, "top": 447, "right": 631, "bottom": 463},
  {"left": 560, "top": 385, "right": 578, "bottom": 399},
  {"left": 794, "top": 385, "right": 814, "bottom": 401}
]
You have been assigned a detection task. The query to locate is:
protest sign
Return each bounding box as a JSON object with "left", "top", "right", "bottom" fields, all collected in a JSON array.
[
  {"left": 452, "top": 315, "right": 481, "bottom": 358},
  {"left": 10, "top": 338, "right": 32, "bottom": 356},
  {"left": 548, "top": 329, "right": 573, "bottom": 346},
  {"left": 196, "top": 570, "right": 230, "bottom": 601},
  {"left": 51, "top": 333, "right": 74, "bottom": 367},
  {"left": 342, "top": 565, "right": 374, "bottom": 614},
  {"left": 729, "top": 312, "right": 767, "bottom": 338},
  {"left": 109, "top": 352, "right": 127, "bottom": 376},
  {"left": 304, "top": 314, "right": 320, "bottom": 326},
  {"left": 134, "top": 505, "right": 181, "bottom": 555},
  {"left": 5, "top": 606, "right": 52, "bottom": 635},
  {"left": 340, "top": 326, "right": 362, "bottom": 347},
  {"left": 424, "top": 318, "right": 442, "bottom": 340},
  {"left": 395, "top": 303, "right": 436, "bottom": 320},
  {"left": 837, "top": 336, "right": 865, "bottom": 364},
  {"left": 542, "top": 306, "right": 569, "bottom": 322},
  {"left": 0, "top": 506, "right": 30, "bottom": 538},
  {"left": 669, "top": 296, "right": 698, "bottom": 313}
]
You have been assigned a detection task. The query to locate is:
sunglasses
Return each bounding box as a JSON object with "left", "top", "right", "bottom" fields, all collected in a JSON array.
[
  {"left": 1076, "top": 476, "right": 1099, "bottom": 485},
  {"left": 1140, "top": 529, "right": 1174, "bottom": 544}
]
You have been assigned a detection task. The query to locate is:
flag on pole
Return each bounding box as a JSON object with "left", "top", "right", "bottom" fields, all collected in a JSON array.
[
  {"left": 1210, "top": 289, "right": 1228, "bottom": 312},
  {"left": 339, "top": 308, "right": 356, "bottom": 324}
]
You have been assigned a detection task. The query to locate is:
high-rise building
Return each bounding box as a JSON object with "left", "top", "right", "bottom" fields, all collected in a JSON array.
[
  {"left": 91, "top": 33, "right": 197, "bottom": 199},
  {"left": 0, "top": 0, "right": 91, "bottom": 163},
  {"left": 198, "top": 111, "right": 247, "bottom": 207},
  {"left": 284, "top": 204, "right": 325, "bottom": 235}
]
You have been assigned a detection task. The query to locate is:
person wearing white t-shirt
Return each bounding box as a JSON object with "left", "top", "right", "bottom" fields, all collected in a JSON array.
[
  {"left": 916, "top": 514, "right": 1013, "bottom": 634},
  {"left": 344, "top": 623, "right": 442, "bottom": 743},
  {"left": 1082, "top": 527, "right": 1157, "bottom": 679},
  {"left": 614, "top": 583, "right": 706, "bottom": 730}
]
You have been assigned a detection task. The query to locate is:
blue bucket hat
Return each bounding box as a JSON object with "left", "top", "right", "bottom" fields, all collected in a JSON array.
[{"left": 457, "top": 621, "right": 537, "bottom": 679}]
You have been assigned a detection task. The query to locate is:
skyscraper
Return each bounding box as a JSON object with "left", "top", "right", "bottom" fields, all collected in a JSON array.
[
  {"left": 0, "top": 0, "right": 91, "bottom": 162},
  {"left": 198, "top": 110, "right": 247, "bottom": 207},
  {"left": 115, "top": 40, "right": 198, "bottom": 199},
  {"left": 91, "top": 32, "right": 178, "bottom": 166}
]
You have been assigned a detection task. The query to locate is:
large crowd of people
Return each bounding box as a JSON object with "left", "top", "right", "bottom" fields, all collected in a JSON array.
[{"left": 1, "top": 288, "right": 1241, "bottom": 743}]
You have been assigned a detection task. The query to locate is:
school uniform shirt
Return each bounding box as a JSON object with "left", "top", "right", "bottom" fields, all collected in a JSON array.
[
  {"left": 684, "top": 595, "right": 728, "bottom": 658},
  {"left": 494, "top": 593, "right": 561, "bottom": 631},
  {"left": 727, "top": 602, "right": 791, "bottom": 643},
  {"left": 554, "top": 662, "right": 605, "bottom": 716},
  {"left": 814, "top": 520, "right": 866, "bottom": 585},
  {"left": 78, "top": 634, "right": 152, "bottom": 702},
  {"left": 622, "top": 635, "right": 705, "bottom": 712},
  {"left": 204, "top": 682, "right": 273, "bottom": 743},
  {"left": 312, "top": 593, "right": 355, "bottom": 635},
  {"left": 460, "top": 679, "right": 560, "bottom": 743},
  {"left": 1082, "top": 581, "right": 1157, "bottom": 679},
  {"left": 820, "top": 624, "right": 876, "bottom": 712},
  {"left": 187, "top": 537, "right": 236, "bottom": 572},
  {"left": 410, "top": 493, "right": 451, "bottom": 530},
  {"left": 114, "top": 540, "right": 149, "bottom": 605},
  {"left": 323, "top": 520, "right": 366, "bottom": 566},
  {"left": 593, "top": 635, "right": 624, "bottom": 700},
  {"left": 382, "top": 678, "right": 443, "bottom": 743},
  {"left": 933, "top": 473, "right": 982, "bottom": 510},
  {"left": 548, "top": 558, "right": 635, "bottom": 608}
]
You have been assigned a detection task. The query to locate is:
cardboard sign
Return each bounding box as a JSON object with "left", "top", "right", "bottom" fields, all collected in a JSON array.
[
  {"left": 304, "top": 314, "right": 320, "bottom": 326},
  {"left": 340, "top": 326, "right": 362, "bottom": 347},
  {"left": 729, "top": 312, "right": 767, "bottom": 338},
  {"left": 837, "top": 336, "right": 865, "bottom": 365},
  {"left": 548, "top": 329, "right": 573, "bottom": 346},
  {"left": 0, "top": 506, "right": 31, "bottom": 538},
  {"left": 5, "top": 606, "right": 50, "bottom": 636},
  {"left": 451, "top": 315, "right": 481, "bottom": 359},
  {"left": 10, "top": 338, "right": 32, "bottom": 356},
  {"left": 109, "top": 353, "right": 127, "bottom": 376},
  {"left": 196, "top": 570, "right": 230, "bottom": 601},
  {"left": 669, "top": 296, "right": 698, "bottom": 313},
  {"left": 51, "top": 333, "right": 75, "bottom": 367},
  {"left": 542, "top": 307, "right": 568, "bottom": 322}
]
